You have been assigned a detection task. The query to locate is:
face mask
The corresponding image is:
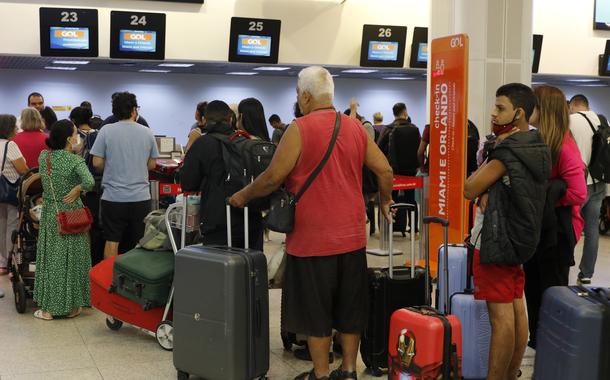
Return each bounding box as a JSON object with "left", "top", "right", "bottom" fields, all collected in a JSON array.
[
  {"left": 71, "top": 135, "right": 81, "bottom": 150},
  {"left": 492, "top": 110, "right": 518, "bottom": 136}
]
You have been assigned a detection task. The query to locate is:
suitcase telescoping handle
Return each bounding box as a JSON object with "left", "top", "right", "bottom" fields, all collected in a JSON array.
[
  {"left": 225, "top": 199, "right": 249, "bottom": 250},
  {"left": 423, "top": 216, "right": 450, "bottom": 313},
  {"left": 388, "top": 203, "right": 417, "bottom": 279}
]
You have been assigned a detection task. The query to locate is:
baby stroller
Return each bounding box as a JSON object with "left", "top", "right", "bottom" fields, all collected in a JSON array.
[
  {"left": 8, "top": 168, "right": 43, "bottom": 313},
  {"left": 600, "top": 195, "right": 610, "bottom": 235}
]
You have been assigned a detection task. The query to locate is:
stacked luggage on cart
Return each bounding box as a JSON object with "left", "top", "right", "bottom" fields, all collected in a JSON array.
[{"left": 89, "top": 197, "right": 195, "bottom": 350}]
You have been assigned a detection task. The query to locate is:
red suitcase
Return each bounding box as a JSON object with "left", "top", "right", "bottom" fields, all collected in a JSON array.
[
  {"left": 90, "top": 257, "right": 168, "bottom": 335},
  {"left": 388, "top": 217, "right": 462, "bottom": 379}
]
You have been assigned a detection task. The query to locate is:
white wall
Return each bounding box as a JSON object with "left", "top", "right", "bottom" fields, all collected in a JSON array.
[
  {"left": 0, "top": 69, "right": 427, "bottom": 144},
  {"left": 533, "top": 0, "right": 610, "bottom": 76},
  {"left": 0, "top": 0, "right": 429, "bottom": 66}
]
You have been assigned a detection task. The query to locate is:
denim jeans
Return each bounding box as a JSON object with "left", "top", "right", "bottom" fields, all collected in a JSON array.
[{"left": 578, "top": 183, "right": 607, "bottom": 278}]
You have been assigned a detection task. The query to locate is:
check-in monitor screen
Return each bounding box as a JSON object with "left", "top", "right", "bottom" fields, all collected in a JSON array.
[
  {"left": 595, "top": 0, "right": 610, "bottom": 29},
  {"left": 417, "top": 42, "right": 428, "bottom": 63},
  {"left": 367, "top": 41, "right": 399, "bottom": 61},
  {"left": 237, "top": 35, "right": 272, "bottom": 57},
  {"left": 119, "top": 30, "right": 157, "bottom": 53},
  {"left": 50, "top": 26, "right": 89, "bottom": 50}
]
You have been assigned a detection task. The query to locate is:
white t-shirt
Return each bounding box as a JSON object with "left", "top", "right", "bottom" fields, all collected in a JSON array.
[
  {"left": 0, "top": 140, "right": 23, "bottom": 182},
  {"left": 569, "top": 111, "right": 600, "bottom": 185}
]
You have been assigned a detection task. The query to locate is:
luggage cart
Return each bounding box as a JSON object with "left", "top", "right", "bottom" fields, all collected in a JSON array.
[{"left": 91, "top": 193, "right": 198, "bottom": 351}]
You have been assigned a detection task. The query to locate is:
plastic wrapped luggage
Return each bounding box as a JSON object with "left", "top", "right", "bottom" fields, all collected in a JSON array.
[
  {"left": 533, "top": 286, "right": 610, "bottom": 380},
  {"left": 388, "top": 216, "right": 462, "bottom": 380},
  {"left": 111, "top": 248, "right": 174, "bottom": 310},
  {"left": 360, "top": 203, "right": 427, "bottom": 376},
  {"left": 173, "top": 204, "right": 269, "bottom": 380}
]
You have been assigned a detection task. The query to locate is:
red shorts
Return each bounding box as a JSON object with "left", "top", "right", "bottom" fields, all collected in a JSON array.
[{"left": 472, "top": 248, "right": 525, "bottom": 303}]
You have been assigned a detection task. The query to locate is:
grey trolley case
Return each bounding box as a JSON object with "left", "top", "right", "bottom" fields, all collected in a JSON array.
[{"left": 173, "top": 203, "right": 269, "bottom": 380}]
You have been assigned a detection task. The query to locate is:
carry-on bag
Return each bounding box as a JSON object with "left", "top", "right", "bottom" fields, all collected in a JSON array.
[
  {"left": 90, "top": 256, "right": 167, "bottom": 335},
  {"left": 388, "top": 216, "right": 462, "bottom": 380},
  {"left": 533, "top": 286, "right": 610, "bottom": 380},
  {"left": 360, "top": 203, "right": 427, "bottom": 376},
  {"left": 110, "top": 248, "right": 174, "bottom": 311},
  {"left": 173, "top": 203, "right": 269, "bottom": 380}
]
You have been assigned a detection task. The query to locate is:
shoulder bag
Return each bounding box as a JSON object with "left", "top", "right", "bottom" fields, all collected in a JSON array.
[
  {"left": 0, "top": 141, "right": 20, "bottom": 206},
  {"left": 46, "top": 153, "right": 93, "bottom": 235},
  {"left": 264, "top": 111, "right": 341, "bottom": 233}
]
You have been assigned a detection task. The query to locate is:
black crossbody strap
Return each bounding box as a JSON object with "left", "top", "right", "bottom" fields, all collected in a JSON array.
[
  {"left": 294, "top": 111, "right": 341, "bottom": 203},
  {"left": 578, "top": 112, "right": 597, "bottom": 134}
]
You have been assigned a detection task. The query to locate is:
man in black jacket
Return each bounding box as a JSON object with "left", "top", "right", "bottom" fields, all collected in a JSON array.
[
  {"left": 180, "top": 100, "right": 264, "bottom": 250},
  {"left": 464, "top": 83, "right": 550, "bottom": 380}
]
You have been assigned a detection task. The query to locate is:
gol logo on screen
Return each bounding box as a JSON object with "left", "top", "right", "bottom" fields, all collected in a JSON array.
[
  {"left": 242, "top": 37, "right": 269, "bottom": 46},
  {"left": 55, "top": 30, "right": 85, "bottom": 38},
  {"left": 372, "top": 43, "right": 396, "bottom": 51},
  {"left": 124, "top": 32, "right": 154, "bottom": 41}
]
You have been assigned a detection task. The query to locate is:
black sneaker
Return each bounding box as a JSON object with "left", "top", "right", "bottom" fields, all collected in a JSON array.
[
  {"left": 577, "top": 277, "right": 592, "bottom": 285},
  {"left": 329, "top": 368, "right": 358, "bottom": 380},
  {"left": 294, "top": 369, "right": 329, "bottom": 380}
]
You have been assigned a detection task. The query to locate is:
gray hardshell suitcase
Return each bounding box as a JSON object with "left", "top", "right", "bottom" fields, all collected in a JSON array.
[
  {"left": 533, "top": 286, "right": 610, "bottom": 380},
  {"left": 173, "top": 205, "right": 269, "bottom": 380}
]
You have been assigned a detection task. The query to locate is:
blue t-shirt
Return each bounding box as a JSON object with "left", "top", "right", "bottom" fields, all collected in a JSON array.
[{"left": 90, "top": 121, "right": 160, "bottom": 202}]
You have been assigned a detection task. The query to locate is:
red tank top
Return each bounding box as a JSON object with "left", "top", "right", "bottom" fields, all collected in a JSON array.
[{"left": 285, "top": 109, "right": 368, "bottom": 257}]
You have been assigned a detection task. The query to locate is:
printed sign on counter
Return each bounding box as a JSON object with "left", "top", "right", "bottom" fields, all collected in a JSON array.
[{"left": 427, "top": 34, "right": 469, "bottom": 273}]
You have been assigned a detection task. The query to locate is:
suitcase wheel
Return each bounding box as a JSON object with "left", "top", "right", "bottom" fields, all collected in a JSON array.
[
  {"left": 177, "top": 370, "right": 189, "bottom": 380},
  {"left": 156, "top": 320, "right": 173, "bottom": 351},
  {"left": 105, "top": 316, "right": 123, "bottom": 331},
  {"left": 13, "top": 281, "right": 27, "bottom": 314}
]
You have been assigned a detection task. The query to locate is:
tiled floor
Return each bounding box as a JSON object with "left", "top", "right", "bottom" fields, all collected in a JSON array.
[{"left": 0, "top": 230, "right": 608, "bottom": 380}]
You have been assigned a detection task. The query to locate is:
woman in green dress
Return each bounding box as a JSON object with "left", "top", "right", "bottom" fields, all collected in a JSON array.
[{"left": 33, "top": 119, "right": 94, "bottom": 320}]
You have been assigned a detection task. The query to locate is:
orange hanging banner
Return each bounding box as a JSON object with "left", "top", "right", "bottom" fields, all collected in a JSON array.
[{"left": 427, "top": 34, "right": 469, "bottom": 274}]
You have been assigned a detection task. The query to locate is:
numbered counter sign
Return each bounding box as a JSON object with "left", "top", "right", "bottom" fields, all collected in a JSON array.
[
  {"left": 229, "top": 17, "right": 281, "bottom": 64},
  {"left": 40, "top": 7, "right": 99, "bottom": 57},
  {"left": 360, "top": 24, "right": 407, "bottom": 68},
  {"left": 110, "top": 11, "right": 166, "bottom": 60}
]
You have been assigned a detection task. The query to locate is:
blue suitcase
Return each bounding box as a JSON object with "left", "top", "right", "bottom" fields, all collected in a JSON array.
[
  {"left": 450, "top": 292, "right": 490, "bottom": 379},
  {"left": 437, "top": 244, "right": 469, "bottom": 313},
  {"left": 534, "top": 286, "right": 610, "bottom": 380}
]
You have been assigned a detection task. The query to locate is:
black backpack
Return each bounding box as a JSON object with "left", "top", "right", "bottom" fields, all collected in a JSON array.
[
  {"left": 209, "top": 131, "right": 276, "bottom": 210},
  {"left": 578, "top": 112, "right": 610, "bottom": 183},
  {"left": 78, "top": 129, "right": 101, "bottom": 176},
  {"left": 387, "top": 122, "right": 421, "bottom": 176},
  {"left": 467, "top": 120, "right": 480, "bottom": 176}
]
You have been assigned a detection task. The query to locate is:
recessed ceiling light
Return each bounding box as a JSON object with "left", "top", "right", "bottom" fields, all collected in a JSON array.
[
  {"left": 331, "top": 74, "right": 339, "bottom": 77},
  {"left": 226, "top": 72, "right": 259, "bottom": 76},
  {"left": 253, "top": 66, "right": 291, "bottom": 71},
  {"left": 566, "top": 78, "right": 599, "bottom": 83},
  {"left": 341, "top": 69, "right": 379, "bottom": 74},
  {"left": 52, "top": 60, "right": 89, "bottom": 65},
  {"left": 158, "top": 63, "right": 194, "bottom": 68},
  {"left": 531, "top": 81, "right": 546, "bottom": 85},
  {"left": 383, "top": 77, "right": 415, "bottom": 80},
  {"left": 44, "top": 66, "right": 77, "bottom": 71},
  {"left": 579, "top": 83, "right": 608, "bottom": 87},
  {"left": 139, "top": 69, "right": 171, "bottom": 73}
]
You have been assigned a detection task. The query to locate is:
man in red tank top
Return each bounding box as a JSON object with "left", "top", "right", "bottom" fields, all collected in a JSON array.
[{"left": 230, "top": 66, "right": 394, "bottom": 380}]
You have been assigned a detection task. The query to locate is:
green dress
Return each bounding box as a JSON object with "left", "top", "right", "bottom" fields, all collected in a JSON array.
[{"left": 33, "top": 149, "right": 94, "bottom": 316}]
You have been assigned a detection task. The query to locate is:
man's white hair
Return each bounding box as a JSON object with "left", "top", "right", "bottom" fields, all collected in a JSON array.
[{"left": 297, "top": 66, "right": 334, "bottom": 101}]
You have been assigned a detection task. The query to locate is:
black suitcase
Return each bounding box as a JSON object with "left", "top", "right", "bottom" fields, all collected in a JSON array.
[
  {"left": 360, "top": 203, "right": 427, "bottom": 376},
  {"left": 173, "top": 204, "right": 269, "bottom": 380},
  {"left": 533, "top": 286, "right": 610, "bottom": 380}
]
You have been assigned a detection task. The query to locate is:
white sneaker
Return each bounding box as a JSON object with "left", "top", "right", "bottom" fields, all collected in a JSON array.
[{"left": 577, "top": 277, "right": 591, "bottom": 286}]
